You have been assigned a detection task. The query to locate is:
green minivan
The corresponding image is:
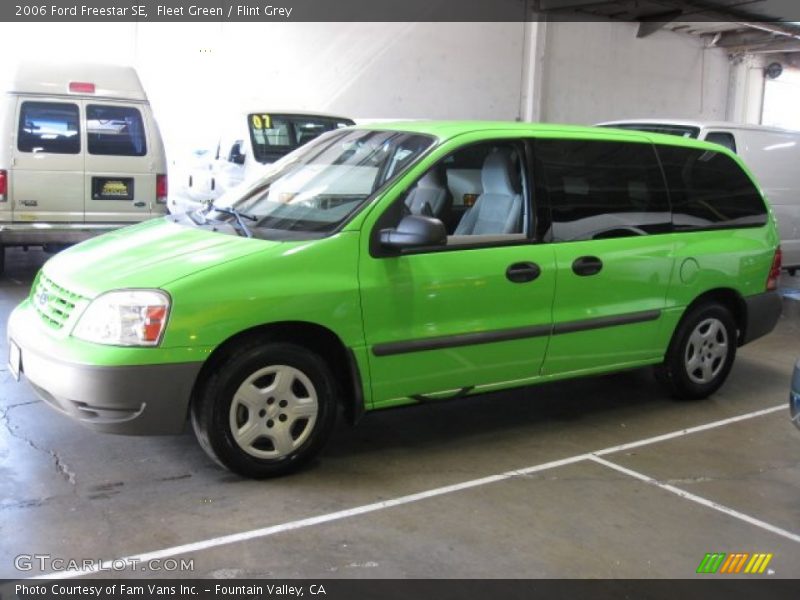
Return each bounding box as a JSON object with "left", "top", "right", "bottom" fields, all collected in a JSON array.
[{"left": 8, "top": 122, "right": 783, "bottom": 478}]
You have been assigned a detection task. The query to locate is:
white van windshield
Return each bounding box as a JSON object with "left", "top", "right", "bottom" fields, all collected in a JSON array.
[
  {"left": 248, "top": 113, "right": 356, "bottom": 163},
  {"left": 203, "top": 129, "right": 433, "bottom": 237},
  {"left": 602, "top": 123, "right": 701, "bottom": 139}
]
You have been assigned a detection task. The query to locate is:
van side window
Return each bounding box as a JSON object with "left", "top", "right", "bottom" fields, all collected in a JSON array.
[
  {"left": 704, "top": 132, "right": 737, "bottom": 153},
  {"left": 86, "top": 105, "right": 147, "bottom": 157},
  {"left": 400, "top": 142, "right": 528, "bottom": 241},
  {"left": 657, "top": 146, "right": 767, "bottom": 230},
  {"left": 18, "top": 101, "right": 80, "bottom": 154},
  {"left": 533, "top": 139, "right": 671, "bottom": 242}
]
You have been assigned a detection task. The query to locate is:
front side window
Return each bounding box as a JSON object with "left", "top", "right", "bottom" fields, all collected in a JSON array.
[
  {"left": 401, "top": 141, "right": 529, "bottom": 241},
  {"left": 87, "top": 105, "right": 147, "bottom": 156},
  {"left": 18, "top": 101, "right": 80, "bottom": 154},
  {"left": 206, "top": 129, "right": 433, "bottom": 237},
  {"left": 534, "top": 139, "right": 671, "bottom": 242},
  {"left": 657, "top": 145, "right": 767, "bottom": 230},
  {"left": 248, "top": 114, "right": 355, "bottom": 164}
]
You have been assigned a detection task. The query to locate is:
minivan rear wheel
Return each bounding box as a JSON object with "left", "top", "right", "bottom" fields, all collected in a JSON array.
[
  {"left": 656, "top": 303, "right": 737, "bottom": 400},
  {"left": 191, "top": 342, "right": 338, "bottom": 478}
]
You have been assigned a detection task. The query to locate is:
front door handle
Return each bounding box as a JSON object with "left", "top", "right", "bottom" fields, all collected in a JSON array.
[
  {"left": 506, "top": 262, "right": 541, "bottom": 283},
  {"left": 572, "top": 256, "right": 603, "bottom": 276}
]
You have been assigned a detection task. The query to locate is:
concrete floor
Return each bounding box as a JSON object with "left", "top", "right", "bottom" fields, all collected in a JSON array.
[{"left": 0, "top": 247, "right": 798, "bottom": 579}]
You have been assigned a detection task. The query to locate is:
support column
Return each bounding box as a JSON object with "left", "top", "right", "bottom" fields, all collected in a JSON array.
[
  {"left": 519, "top": 21, "right": 548, "bottom": 122},
  {"left": 726, "top": 53, "right": 768, "bottom": 124}
]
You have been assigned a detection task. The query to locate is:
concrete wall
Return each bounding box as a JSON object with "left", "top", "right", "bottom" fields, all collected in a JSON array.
[
  {"left": 536, "top": 21, "right": 732, "bottom": 125},
  {"left": 134, "top": 22, "right": 527, "bottom": 153},
  {"left": 0, "top": 20, "right": 757, "bottom": 155}
]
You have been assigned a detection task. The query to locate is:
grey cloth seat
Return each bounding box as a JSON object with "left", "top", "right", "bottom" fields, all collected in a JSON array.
[
  {"left": 455, "top": 151, "right": 522, "bottom": 235},
  {"left": 405, "top": 166, "right": 453, "bottom": 218}
]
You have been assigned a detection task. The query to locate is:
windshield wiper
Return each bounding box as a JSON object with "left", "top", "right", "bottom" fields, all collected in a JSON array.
[{"left": 204, "top": 202, "right": 258, "bottom": 238}]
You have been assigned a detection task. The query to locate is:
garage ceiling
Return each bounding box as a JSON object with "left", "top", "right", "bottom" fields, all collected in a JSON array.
[{"left": 534, "top": 1, "right": 800, "bottom": 53}]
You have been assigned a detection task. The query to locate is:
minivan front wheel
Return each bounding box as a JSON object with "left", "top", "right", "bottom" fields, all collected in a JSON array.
[
  {"left": 657, "top": 303, "right": 737, "bottom": 400},
  {"left": 191, "top": 342, "right": 338, "bottom": 478}
]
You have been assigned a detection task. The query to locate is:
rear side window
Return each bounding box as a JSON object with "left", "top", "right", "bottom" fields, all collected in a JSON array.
[
  {"left": 657, "top": 145, "right": 767, "bottom": 230},
  {"left": 18, "top": 101, "right": 80, "bottom": 154},
  {"left": 87, "top": 105, "right": 147, "bottom": 157},
  {"left": 533, "top": 139, "right": 671, "bottom": 242}
]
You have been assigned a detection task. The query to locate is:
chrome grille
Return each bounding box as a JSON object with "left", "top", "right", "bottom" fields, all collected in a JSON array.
[{"left": 32, "top": 273, "right": 85, "bottom": 330}]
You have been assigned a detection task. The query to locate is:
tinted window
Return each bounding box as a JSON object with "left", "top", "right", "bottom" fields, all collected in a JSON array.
[
  {"left": 534, "top": 139, "right": 671, "bottom": 242},
  {"left": 18, "top": 101, "right": 80, "bottom": 154},
  {"left": 657, "top": 145, "right": 767, "bottom": 230},
  {"left": 87, "top": 105, "right": 147, "bottom": 156},
  {"left": 703, "top": 131, "right": 737, "bottom": 153}
]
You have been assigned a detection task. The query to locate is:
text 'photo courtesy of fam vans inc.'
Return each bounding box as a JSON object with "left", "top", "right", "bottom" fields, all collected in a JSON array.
[
  {"left": 7, "top": 121, "right": 784, "bottom": 478},
  {"left": 599, "top": 119, "right": 800, "bottom": 273},
  {"left": 0, "top": 62, "right": 168, "bottom": 273}
]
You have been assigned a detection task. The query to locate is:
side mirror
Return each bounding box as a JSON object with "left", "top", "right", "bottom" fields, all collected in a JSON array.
[
  {"left": 228, "top": 142, "right": 246, "bottom": 165},
  {"left": 380, "top": 215, "right": 447, "bottom": 250}
]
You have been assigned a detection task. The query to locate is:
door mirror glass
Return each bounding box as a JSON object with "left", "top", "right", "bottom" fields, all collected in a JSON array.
[
  {"left": 380, "top": 215, "right": 447, "bottom": 249},
  {"left": 228, "top": 141, "right": 246, "bottom": 165}
]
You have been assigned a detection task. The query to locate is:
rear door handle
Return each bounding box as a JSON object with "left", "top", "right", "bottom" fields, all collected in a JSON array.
[
  {"left": 572, "top": 256, "right": 603, "bottom": 276},
  {"left": 506, "top": 262, "right": 541, "bottom": 283}
]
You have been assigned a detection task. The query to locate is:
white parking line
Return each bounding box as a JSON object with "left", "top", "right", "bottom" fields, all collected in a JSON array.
[
  {"left": 593, "top": 404, "right": 787, "bottom": 456},
  {"left": 589, "top": 455, "right": 800, "bottom": 544},
  {"left": 34, "top": 403, "right": 788, "bottom": 579}
]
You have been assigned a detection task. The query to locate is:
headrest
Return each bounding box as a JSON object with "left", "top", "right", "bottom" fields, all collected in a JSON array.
[
  {"left": 481, "top": 150, "right": 518, "bottom": 195},
  {"left": 417, "top": 165, "right": 447, "bottom": 189}
]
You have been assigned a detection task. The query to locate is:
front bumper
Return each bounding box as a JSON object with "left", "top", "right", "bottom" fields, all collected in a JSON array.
[
  {"left": 8, "top": 304, "right": 203, "bottom": 435},
  {"left": 791, "top": 360, "right": 800, "bottom": 431}
]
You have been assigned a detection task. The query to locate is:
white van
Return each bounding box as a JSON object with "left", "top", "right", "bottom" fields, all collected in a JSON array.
[
  {"left": 598, "top": 119, "right": 800, "bottom": 272},
  {"left": 171, "top": 110, "right": 354, "bottom": 213},
  {"left": 0, "top": 62, "right": 168, "bottom": 272}
]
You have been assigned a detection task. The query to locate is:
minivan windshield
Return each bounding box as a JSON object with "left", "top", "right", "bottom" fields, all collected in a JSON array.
[{"left": 201, "top": 128, "right": 434, "bottom": 238}]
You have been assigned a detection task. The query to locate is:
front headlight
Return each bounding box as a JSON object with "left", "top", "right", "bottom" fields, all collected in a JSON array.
[{"left": 72, "top": 290, "right": 170, "bottom": 347}]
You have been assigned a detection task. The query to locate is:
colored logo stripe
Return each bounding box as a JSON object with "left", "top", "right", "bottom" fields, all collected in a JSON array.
[
  {"left": 745, "top": 553, "right": 773, "bottom": 574},
  {"left": 720, "top": 553, "right": 749, "bottom": 573},
  {"left": 696, "top": 552, "right": 773, "bottom": 574},
  {"left": 697, "top": 553, "right": 726, "bottom": 574}
]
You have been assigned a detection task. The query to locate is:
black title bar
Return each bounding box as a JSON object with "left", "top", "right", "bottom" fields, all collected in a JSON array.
[
  {"left": 3, "top": 0, "right": 800, "bottom": 22},
  {"left": 3, "top": 579, "right": 800, "bottom": 600}
]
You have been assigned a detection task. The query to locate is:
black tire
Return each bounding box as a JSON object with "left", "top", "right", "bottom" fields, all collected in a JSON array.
[
  {"left": 191, "top": 341, "right": 338, "bottom": 478},
  {"left": 0, "top": 246, "right": 5, "bottom": 276},
  {"left": 655, "top": 303, "right": 737, "bottom": 401}
]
